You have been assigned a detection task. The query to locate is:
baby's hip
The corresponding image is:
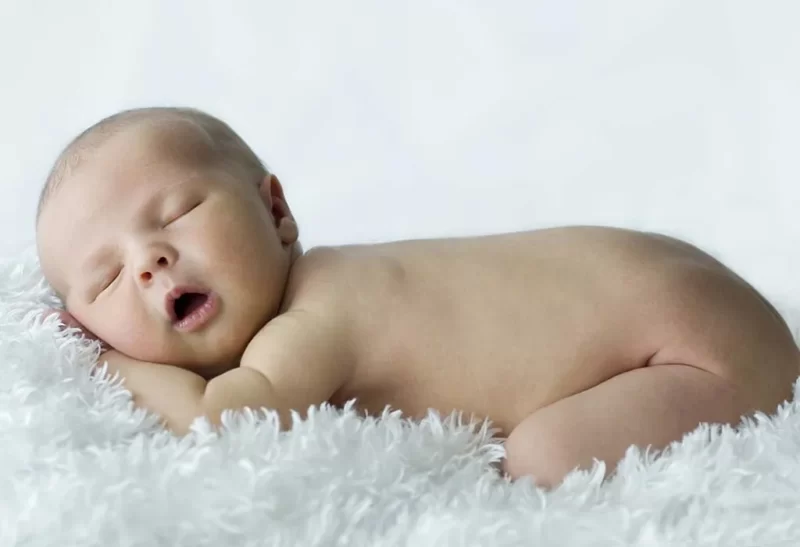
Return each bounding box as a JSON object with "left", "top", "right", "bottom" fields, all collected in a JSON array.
[{"left": 643, "top": 268, "right": 799, "bottom": 413}]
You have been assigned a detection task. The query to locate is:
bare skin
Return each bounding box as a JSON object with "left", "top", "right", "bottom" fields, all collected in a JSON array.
[
  {"left": 318, "top": 230, "right": 799, "bottom": 434},
  {"left": 37, "top": 122, "right": 800, "bottom": 489}
]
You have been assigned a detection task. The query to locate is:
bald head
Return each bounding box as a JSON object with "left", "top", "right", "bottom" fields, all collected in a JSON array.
[{"left": 37, "top": 107, "right": 269, "bottom": 221}]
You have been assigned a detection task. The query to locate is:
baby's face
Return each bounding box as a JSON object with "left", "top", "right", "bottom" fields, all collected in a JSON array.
[{"left": 37, "top": 128, "right": 297, "bottom": 375}]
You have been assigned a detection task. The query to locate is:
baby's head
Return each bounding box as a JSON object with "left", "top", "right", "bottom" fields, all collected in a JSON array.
[{"left": 36, "top": 107, "right": 301, "bottom": 375}]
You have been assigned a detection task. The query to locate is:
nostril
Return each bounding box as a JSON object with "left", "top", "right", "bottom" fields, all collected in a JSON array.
[
  {"left": 157, "top": 256, "right": 168, "bottom": 266},
  {"left": 140, "top": 271, "right": 153, "bottom": 282}
]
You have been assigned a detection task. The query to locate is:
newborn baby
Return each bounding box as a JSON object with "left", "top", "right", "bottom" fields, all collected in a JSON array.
[{"left": 36, "top": 107, "right": 800, "bottom": 488}]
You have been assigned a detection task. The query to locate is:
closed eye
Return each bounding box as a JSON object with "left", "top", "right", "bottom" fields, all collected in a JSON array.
[
  {"left": 100, "top": 268, "right": 122, "bottom": 293},
  {"left": 164, "top": 201, "right": 202, "bottom": 227}
]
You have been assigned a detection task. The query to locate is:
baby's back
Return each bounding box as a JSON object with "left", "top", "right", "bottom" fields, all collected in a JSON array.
[{"left": 290, "top": 227, "right": 798, "bottom": 435}]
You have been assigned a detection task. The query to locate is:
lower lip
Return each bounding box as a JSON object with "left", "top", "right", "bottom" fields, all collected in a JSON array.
[{"left": 174, "top": 292, "right": 220, "bottom": 332}]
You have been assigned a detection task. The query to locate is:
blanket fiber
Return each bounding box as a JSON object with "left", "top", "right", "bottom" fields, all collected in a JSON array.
[{"left": 2, "top": 248, "right": 800, "bottom": 546}]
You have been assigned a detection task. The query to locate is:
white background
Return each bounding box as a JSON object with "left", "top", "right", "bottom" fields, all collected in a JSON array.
[{"left": 2, "top": 1, "right": 798, "bottom": 306}]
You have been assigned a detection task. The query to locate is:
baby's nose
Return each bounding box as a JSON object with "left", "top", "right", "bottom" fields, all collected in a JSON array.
[
  {"left": 139, "top": 255, "right": 170, "bottom": 282},
  {"left": 135, "top": 244, "right": 177, "bottom": 283}
]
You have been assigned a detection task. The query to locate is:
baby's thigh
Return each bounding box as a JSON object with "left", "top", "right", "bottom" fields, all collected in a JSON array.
[
  {"left": 650, "top": 267, "right": 800, "bottom": 414},
  {"left": 502, "top": 363, "right": 753, "bottom": 489}
]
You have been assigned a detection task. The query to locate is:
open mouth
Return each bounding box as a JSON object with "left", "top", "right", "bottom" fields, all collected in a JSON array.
[
  {"left": 173, "top": 292, "right": 209, "bottom": 321},
  {"left": 166, "top": 287, "right": 220, "bottom": 332}
]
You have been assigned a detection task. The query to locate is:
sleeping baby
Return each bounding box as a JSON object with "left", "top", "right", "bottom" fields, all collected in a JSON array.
[{"left": 36, "top": 107, "right": 800, "bottom": 488}]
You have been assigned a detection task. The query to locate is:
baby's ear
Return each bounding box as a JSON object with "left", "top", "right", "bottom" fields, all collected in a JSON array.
[
  {"left": 258, "top": 175, "right": 292, "bottom": 218},
  {"left": 277, "top": 217, "right": 299, "bottom": 245},
  {"left": 258, "top": 174, "right": 299, "bottom": 244}
]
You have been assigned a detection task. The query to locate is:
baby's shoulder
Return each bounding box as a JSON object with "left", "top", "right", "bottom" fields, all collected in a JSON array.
[
  {"left": 286, "top": 244, "right": 395, "bottom": 295},
  {"left": 284, "top": 246, "right": 348, "bottom": 298},
  {"left": 281, "top": 245, "right": 370, "bottom": 320}
]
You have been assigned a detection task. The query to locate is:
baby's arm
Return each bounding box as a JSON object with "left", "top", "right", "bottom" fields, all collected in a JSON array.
[
  {"left": 99, "top": 351, "right": 215, "bottom": 431},
  {"left": 99, "top": 309, "right": 352, "bottom": 434}
]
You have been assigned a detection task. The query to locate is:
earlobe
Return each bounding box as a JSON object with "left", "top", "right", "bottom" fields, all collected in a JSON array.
[{"left": 277, "top": 218, "right": 299, "bottom": 245}]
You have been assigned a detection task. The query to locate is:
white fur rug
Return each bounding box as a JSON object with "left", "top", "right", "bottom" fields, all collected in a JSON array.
[{"left": 3, "top": 248, "right": 800, "bottom": 546}]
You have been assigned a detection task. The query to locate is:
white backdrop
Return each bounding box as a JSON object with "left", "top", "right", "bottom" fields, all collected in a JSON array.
[{"left": 2, "top": 1, "right": 798, "bottom": 306}]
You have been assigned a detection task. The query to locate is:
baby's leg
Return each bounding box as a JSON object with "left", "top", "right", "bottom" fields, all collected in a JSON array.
[{"left": 502, "top": 364, "right": 756, "bottom": 489}]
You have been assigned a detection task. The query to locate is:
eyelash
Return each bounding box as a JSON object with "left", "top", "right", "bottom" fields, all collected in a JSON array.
[
  {"left": 164, "top": 201, "right": 202, "bottom": 226},
  {"left": 96, "top": 267, "right": 121, "bottom": 297},
  {"left": 90, "top": 268, "right": 122, "bottom": 304}
]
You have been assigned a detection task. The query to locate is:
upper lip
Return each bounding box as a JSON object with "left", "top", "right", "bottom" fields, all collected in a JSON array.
[{"left": 164, "top": 285, "right": 209, "bottom": 323}]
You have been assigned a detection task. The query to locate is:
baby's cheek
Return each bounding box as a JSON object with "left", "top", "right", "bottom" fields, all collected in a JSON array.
[
  {"left": 97, "top": 310, "right": 168, "bottom": 363},
  {"left": 201, "top": 223, "right": 277, "bottom": 288}
]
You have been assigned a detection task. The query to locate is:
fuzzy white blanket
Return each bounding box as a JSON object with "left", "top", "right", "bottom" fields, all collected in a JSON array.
[{"left": 2, "top": 248, "right": 800, "bottom": 546}]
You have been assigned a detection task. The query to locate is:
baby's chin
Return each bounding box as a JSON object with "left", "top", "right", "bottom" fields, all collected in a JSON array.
[
  {"left": 101, "top": 303, "right": 270, "bottom": 377},
  {"left": 106, "top": 338, "right": 244, "bottom": 380}
]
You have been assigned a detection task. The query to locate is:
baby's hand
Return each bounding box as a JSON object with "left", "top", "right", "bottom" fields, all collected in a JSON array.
[{"left": 44, "top": 308, "right": 110, "bottom": 352}]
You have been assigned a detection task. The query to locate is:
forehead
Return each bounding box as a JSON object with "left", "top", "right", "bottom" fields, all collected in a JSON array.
[
  {"left": 45, "top": 128, "right": 201, "bottom": 224},
  {"left": 36, "top": 129, "right": 207, "bottom": 292}
]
